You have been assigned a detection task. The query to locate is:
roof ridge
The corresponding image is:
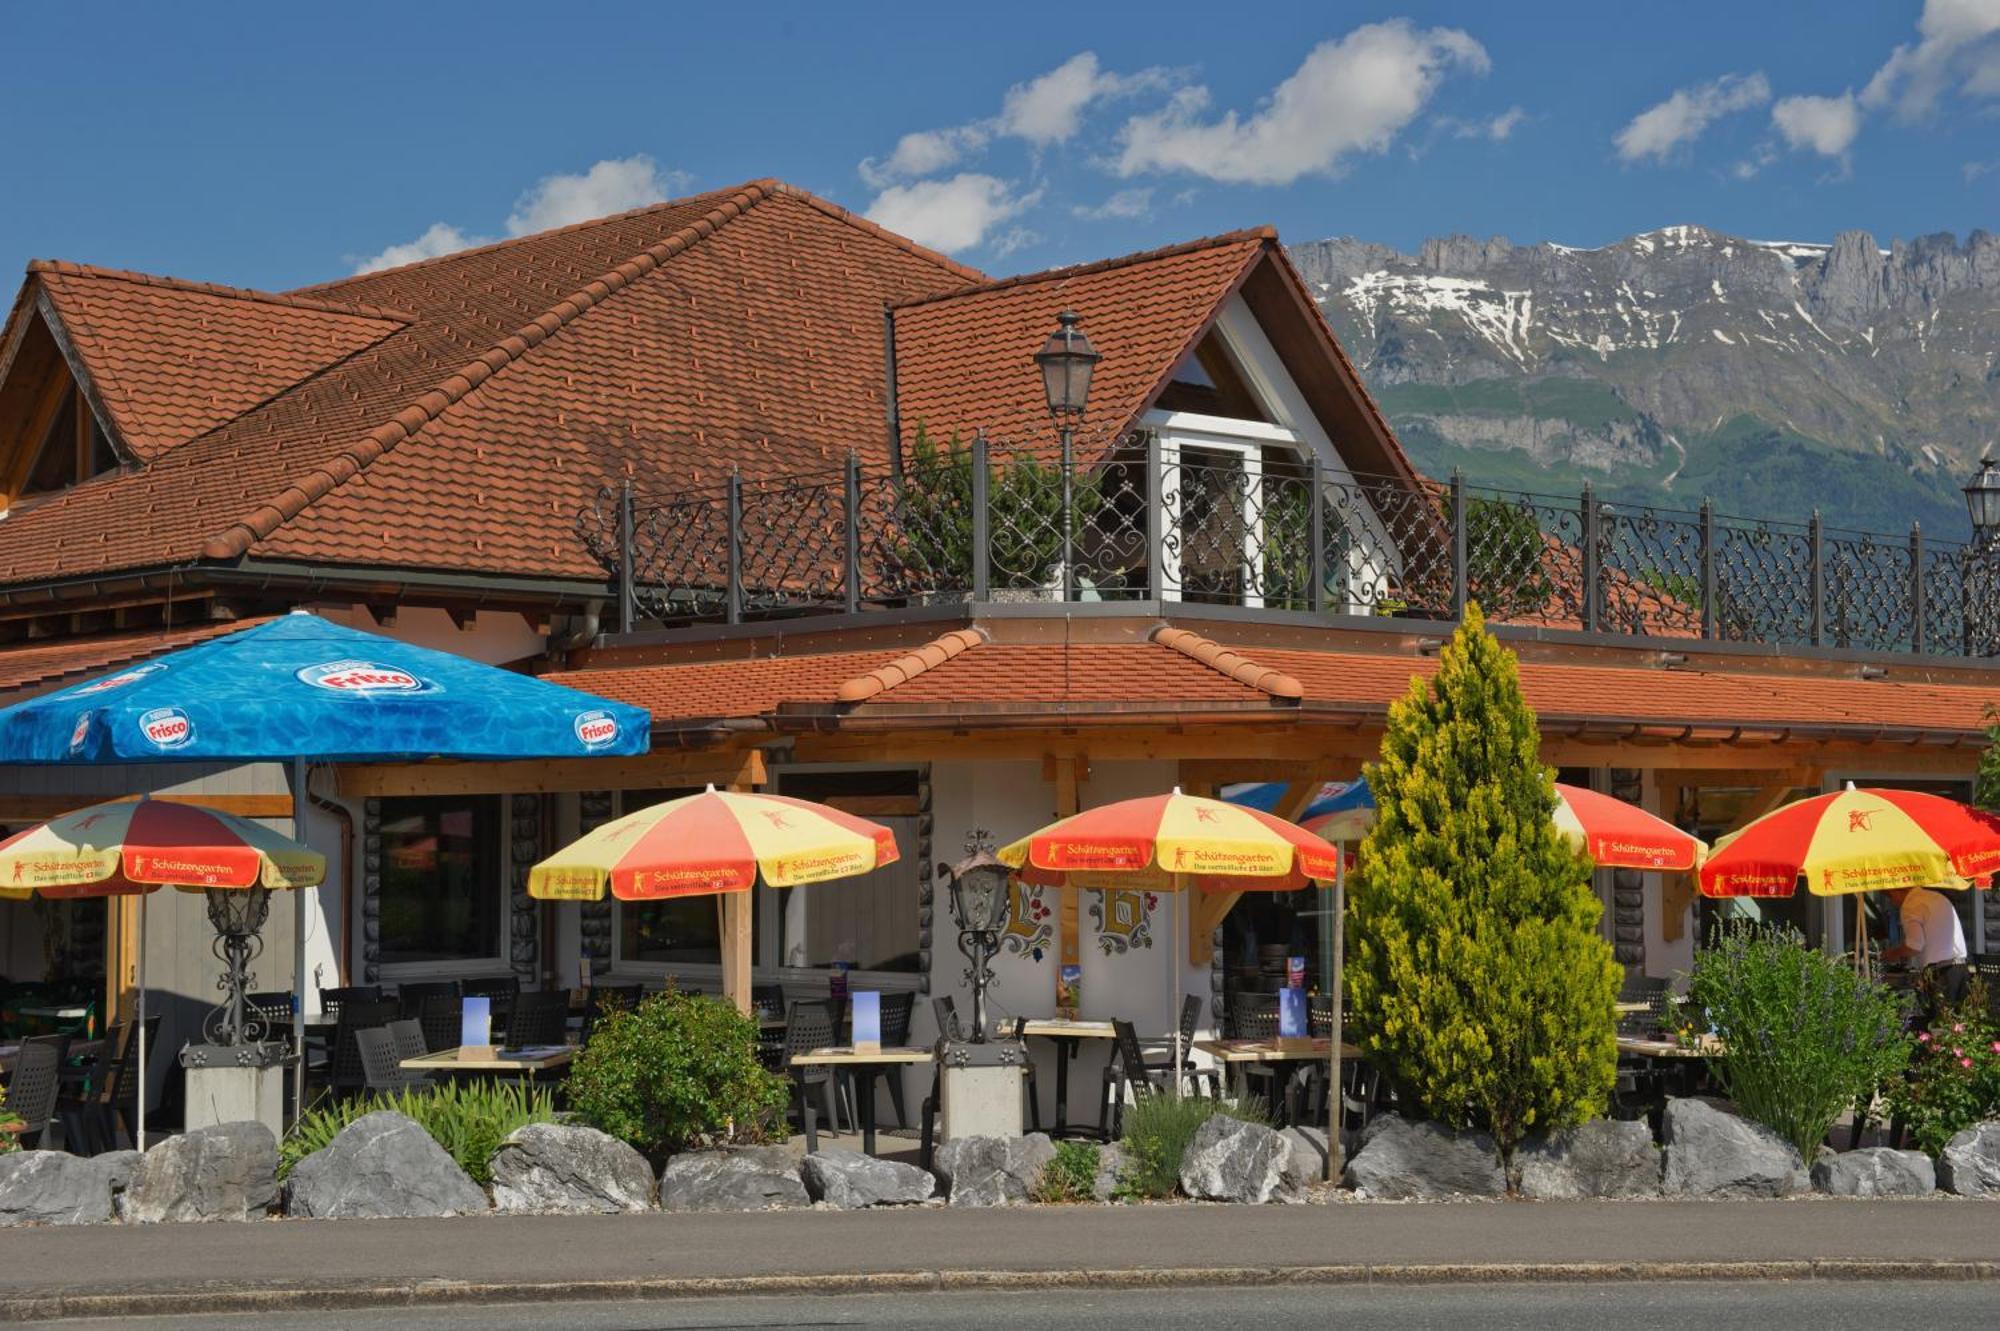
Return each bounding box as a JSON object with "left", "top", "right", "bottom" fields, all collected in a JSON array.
[
  {"left": 1150, "top": 626, "right": 1303, "bottom": 700},
  {"left": 769, "top": 184, "right": 987, "bottom": 285},
  {"left": 198, "top": 180, "right": 783, "bottom": 562},
  {"left": 291, "top": 181, "right": 769, "bottom": 294},
  {"left": 835, "top": 627, "right": 987, "bottom": 702},
  {"left": 892, "top": 228, "right": 1277, "bottom": 311},
  {"left": 26, "top": 261, "right": 414, "bottom": 323}
]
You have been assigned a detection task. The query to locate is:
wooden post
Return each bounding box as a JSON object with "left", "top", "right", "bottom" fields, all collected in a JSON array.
[
  {"left": 1052, "top": 755, "right": 1081, "bottom": 999},
  {"left": 722, "top": 779, "right": 756, "bottom": 1014},
  {"left": 107, "top": 895, "right": 140, "bottom": 1024}
]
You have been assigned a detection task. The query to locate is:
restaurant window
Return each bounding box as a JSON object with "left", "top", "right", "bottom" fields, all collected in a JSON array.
[
  {"left": 615, "top": 788, "right": 721, "bottom": 967},
  {"left": 378, "top": 796, "right": 503, "bottom": 965},
  {"left": 772, "top": 770, "right": 923, "bottom": 975}
]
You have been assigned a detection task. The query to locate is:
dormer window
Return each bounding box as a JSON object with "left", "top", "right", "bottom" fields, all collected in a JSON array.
[{"left": 22, "top": 388, "right": 117, "bottom": 497}]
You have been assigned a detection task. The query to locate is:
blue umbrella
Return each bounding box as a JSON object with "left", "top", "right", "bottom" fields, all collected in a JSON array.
[
  {"left": 0, "top": 611, "right": 651, "bottom": 1131},
  {"left": 1222, "top": 777, "right": 1373, "bottom": 827}
]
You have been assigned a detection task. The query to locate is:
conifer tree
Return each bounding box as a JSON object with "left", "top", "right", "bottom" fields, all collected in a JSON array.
[{"left": 1346, "top": 604, "right": 1619, "bottom": 1184}]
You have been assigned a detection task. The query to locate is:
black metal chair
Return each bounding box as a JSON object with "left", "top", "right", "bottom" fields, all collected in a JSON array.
[
  {"left": 918, "top": 996, "right": 960, "bottom": 1167},
  {"left": 505, "top": 991, "right": 570, "bottom": 1048},
  {"left": 58, "top": 1015, "right": 157, "bottom": 1155},
  {"left": 416, "top": 993, "right": 463, "bottom": 1053},
  {"left": 386, "top": 1018, "right": 432, "bottom": 1076},
  {"left": 318, "top": 984, "right": 383, "bottom": 1024},
  {"left": 871, "top": 992, "right": 916, "bottom": 1128},
  {"left": 6, "top": 1035, "right": 65, "bottom": 1149},
  {"left": 329, "top": 998, "right": 399, "bottom": 1100},
  {"left": 783, "top": 999, "right": 845, "bottom": 1153},
  {"left": 1100, "top": 1019, "right": 1170, "bottom": 1139},
  {"left": 396, "top": 979, "right": 460, "bottom": 1017},
  {"left": 357, "top": 1026, "right": 426, "bottom": 1095},
  {"left": 462, "top": 975, "right": 520, "bottom": 1036}
]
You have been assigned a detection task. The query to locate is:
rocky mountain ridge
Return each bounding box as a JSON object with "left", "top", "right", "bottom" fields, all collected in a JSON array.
[{"left": 1292, "top": 224, "right": 2000, "bottom": 536}]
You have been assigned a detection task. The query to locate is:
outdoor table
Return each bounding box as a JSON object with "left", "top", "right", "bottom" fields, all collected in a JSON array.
[
  {"left": 1614, "top": 1001, "right": 1653, "bottom": 1015},
  {"left": 787, "top": 1045, "right": 931, "bottom": 1155},
  {"left": 400, "top": 1045, "right": 574, "bottom": 1083},
  {"left": 1615, "top": 1034, "right": 1723, "bottom": 1060},
  {"left": 1194, "top": 1037, "right": 1363, "bottom": 1125},
  {"left": 1018, "top": 1019, "right": 1118, "bottom": 1141}
]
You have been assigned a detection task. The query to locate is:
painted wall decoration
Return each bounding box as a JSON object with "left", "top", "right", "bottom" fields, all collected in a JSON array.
[
  {"left": 1090, "top": 888, "right": 1156, "bottom": 955},
  {"left": 999, "top": 881, "right": 1053, "bottom": 962}
]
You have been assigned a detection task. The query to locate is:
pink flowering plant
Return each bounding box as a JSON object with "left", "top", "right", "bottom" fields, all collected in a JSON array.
[{"left": 1885, "top": 982, "right": 2000, "bottom": 1156}]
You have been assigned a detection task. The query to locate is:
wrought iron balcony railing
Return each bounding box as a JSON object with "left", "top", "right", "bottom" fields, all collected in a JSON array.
[{"left": 578, "top": 432, "right": 2000, "bottom": 661}]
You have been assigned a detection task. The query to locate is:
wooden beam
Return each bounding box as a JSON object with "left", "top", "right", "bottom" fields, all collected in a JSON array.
[
  {"left": 109, "top": 895, "right": 140, "bottom": 1024},
  {"left": 0, "top": 792, "right": 295, "bottom": 823},
  {"left": 337, "top": 749, "right": 767, "bottom": 799},
  {"left": 720, "top": 775, "right": 761, "bottom": 1016}
]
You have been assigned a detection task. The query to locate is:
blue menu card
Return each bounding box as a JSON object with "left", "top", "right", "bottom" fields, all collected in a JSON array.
[
  {"left": 461, "top": 996, "right": 492, "bottom": 1049},
  {"left": 851, "top": 990, "right": 881, "bottom": 1051},
  {"left": 1278, "top": 986, "right": 1307, "bottom": 1039}
]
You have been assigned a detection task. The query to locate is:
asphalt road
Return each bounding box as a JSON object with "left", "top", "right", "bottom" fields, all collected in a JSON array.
[{"left": 21, "top": 1281, "right": 2000, "bottom": 1331}]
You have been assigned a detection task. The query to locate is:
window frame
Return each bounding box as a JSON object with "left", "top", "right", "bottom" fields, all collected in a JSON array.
[{"left": 373, "top": 792, "right": 509, "bottom": 980}]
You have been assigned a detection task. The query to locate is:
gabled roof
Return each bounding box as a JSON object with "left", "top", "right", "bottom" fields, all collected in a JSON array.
[
  {"left": 28, "top": 263, "right": 408, "bottom": 460},
  {"left": 0, "top": 616, "right": 270, "bottom": 699}
]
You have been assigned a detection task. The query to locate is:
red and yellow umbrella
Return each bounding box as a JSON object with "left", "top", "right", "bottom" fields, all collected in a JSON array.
[
  {"left": 1698, "top": 787, "right": 2000, "bottom": 898},
  {"left": 527, "top": 786, "right": 899, "bottom": 901},
  {"left": 0, "top": 796, "right": 325, "bottom": 900},
  {"left": 998, "top": 788, "right": 1343, "bottom": 891},
  {"left": 1548, "top": 783, "right": 1705, "bottom": 872}
]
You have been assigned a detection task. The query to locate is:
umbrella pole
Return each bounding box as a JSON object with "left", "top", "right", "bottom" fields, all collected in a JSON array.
[
  {"left": 292, "top": 756, "right": 307, "bottom": 1127},
  {"left": 135, "top": 891, "right": 147, "bottom": 1152},
  {"left": 1326, "top": 850, "right": 1345, "bottom": 1183},
  {"left": 1171, "top": 874, "right": 1182, "bottom": 1101},
  {"left": 1855, "top": 895, "right": 1868, "bottom": 979}
]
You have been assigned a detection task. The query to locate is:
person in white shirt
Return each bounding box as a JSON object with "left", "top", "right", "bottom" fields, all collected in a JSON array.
[{"left": 1882, "top": 885, "right": 1970, "bottom": 1010}]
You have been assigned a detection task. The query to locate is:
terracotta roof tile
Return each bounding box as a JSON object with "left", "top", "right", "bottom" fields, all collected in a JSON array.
[
  {"left": 1152, "top": 627, "right": 1303, "bottom": 698},
  {"left": 890, "top": 232, "right": 1267, "bottom": 454},
  {"left": 540, "top": 649, "right": 907, "bottom": 723},
  {"left": 0, "top": 617, "right": 270, "bottom": 698},
  {"left": 836, "top": 628, "right": 985, "bottom": 702}
]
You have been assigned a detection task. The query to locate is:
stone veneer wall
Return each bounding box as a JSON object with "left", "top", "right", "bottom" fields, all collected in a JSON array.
[
  {"left": 1609, "top": 768, "right": 1645, "bottom": 969},
  {"left": 508, "top": 794, "right": 542, "bottom": 986},
  {"left": 577, "top": 791, "right": 615, "bottom": 977}
]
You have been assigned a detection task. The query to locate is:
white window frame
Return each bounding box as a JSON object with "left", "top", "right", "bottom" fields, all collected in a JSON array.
[{"left": 1145, "top": 409, "right": 1295, "bottom": 609}]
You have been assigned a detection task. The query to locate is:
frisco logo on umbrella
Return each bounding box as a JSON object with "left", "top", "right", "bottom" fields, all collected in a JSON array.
[
  {"left": 138, "top": 706, "right": 194, "bottom": 750},
  {"left": 67, "top": 711, "right": 94, "bottom": 752},
  {"left": 572, "top": 710, "right": 619, "bottom": 749},
  {"left": 71, "top": 662, "right": 165, "bottom": 696},
  {"left": 296, "top": 660, "right": 436, "bottom": 694}
]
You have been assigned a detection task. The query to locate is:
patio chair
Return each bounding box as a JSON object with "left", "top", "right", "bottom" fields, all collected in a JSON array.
[
  {"left": 463, "top": 975, "right": 520, "bottom": 1034},
  {"left": 318, "top": 985, "right": 383, "bottom": 1024},
  {"left": 1161, "top": 994, "right": 1221, "bottom": 1098},
  {"left": 1228, "top": 994, "right": 1288, "bottom": 1118},
  {"left": 1005, "top": 1016, "right": 1043, "bottom": 1133},
  {"left": 396, "top": 980, "right": 461, "bottom": 1017},
  {"left": 58, "top": 1015, "right": 158, "bottom": 1155},
  {"left": 505, "top": 991, "right": 570, "bottom": 1048},
  {"left": 329, "top": 998, "right": 399, "bottom": 1100},
  {"left": 1100, "top": 1019, "right": 1170, "bottom": 1139},
  {"left": 386, "top": 1018, "right": 432, "bottom": 1074},
  {"left": 356, "top": 1026, "right": 427, "bottom": 1095},
  {"left": 5, "top": 1035, "right": 66, "bottom": 1149},
  {"left": 416, "top": 993, "right": 463, "bottom": 1053},
  {"left": 782, "top": 999, "right": 846, "bottom": 1154},
  {"left": 918, "top": 997, "right": 960, "bottom": 1167}
]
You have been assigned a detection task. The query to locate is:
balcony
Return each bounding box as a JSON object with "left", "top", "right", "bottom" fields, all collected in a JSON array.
[{"left": 579, "top": 432, "right": 2000, "bottom": 662}]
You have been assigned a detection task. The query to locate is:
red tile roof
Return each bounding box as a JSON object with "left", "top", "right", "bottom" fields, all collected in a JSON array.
[
  {"left": 891, "top": 232, "right": 1266, "bottom": 455},
  {"left": 0, "top": 617, "right": 270, "bottom": 698},
  {"left": 541, "top": 649, "right": 908, "bottom": 723}
]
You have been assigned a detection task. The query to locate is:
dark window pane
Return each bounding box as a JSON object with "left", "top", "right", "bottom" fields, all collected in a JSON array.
[
  {"left": 25, "top": 394, "right": 80, "bottom": 495},
  {"left": 775, "top": 771, "right": 922, "bottom": 973},
  {"left": 378, "top": 796, "right": 501, "bottom": 964},
  {"left": 89, "top": 416, "right": 118, "bottom": 476}
]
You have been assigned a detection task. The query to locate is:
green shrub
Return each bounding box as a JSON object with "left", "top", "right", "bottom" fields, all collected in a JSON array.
[
  {"left": 563, "top": 986, "right": 789, "bottom": 1161},
  {"left": 1884, "top": 984, "right": 2000, "bottom": 1156},
  {"left": 1685, "top": 922, "right": 1910, "bottom": 1164},
  {"left": 278, "top": 1079, "right": 555, "bottom": 1184},
  {"left": 1115, "top": 1094, "right": 1266, "bottom": 1200},
  {"left": 1031, "top": 1139, "right": 1101, "bottom": 1203},
  {"left": 892, "top": 425, "right": 1104, "bottom": 590},
  {"left": 0, "top": 1081, "right": 18, "bottom": 1154},
  {"left": 1347, "top": 604, "right": 1620, "bottom": 1185}
]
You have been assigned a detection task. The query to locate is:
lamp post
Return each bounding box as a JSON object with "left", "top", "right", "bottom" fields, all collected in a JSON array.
[
  {"left": 938, "top": 832, "right": 1013, "bottom": 1043},
  {"left": 1036, "top": 311, "right": 1100, "bottom": 600},
  {"left": 1964, "top": 457, "right": 2000, "bottom": 656},
  {"left": 202, "top": 886, "right": 273, "bottom": 1047}
]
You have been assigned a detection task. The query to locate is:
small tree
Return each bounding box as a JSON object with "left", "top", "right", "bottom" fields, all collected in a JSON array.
[{"left": 1347, "top": 603, "right": 1620, "bottom": 1185}]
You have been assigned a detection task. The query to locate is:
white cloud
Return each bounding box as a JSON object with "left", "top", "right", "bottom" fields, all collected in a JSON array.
[
  {"left": 1614, "top": 72, "right": 1771, "bottom": 163},
  {"left": 1072, "top": 187, "right": 1154, "bottom": 221},
  {"left": 997, "top": 52, "right": 1173, "bottom": 146},
  {"left": 990, "top": 226, "right": 1041, "bottom": 258},
  {"left": 504, "top": 155, "right": 688, "bottom": 236},
  {"left": 863, "top": 174, "right": 1041, "bottom": 253},
  {"left": 1114, "top": 21, "right": 1490, "bottom": 185},
  {"left": 1861, "top": 0, "right": 2000, "bottom": 118},
  {"left": 350, "top": 222, "right": 486, "bottom": 276},
  {"left": 1771, "top": 92, "right": 1862, "bottom": 158},
  {"left": 1443, "top": 105, "right": 1528, "bottom": 141},
  {"left": 1966, "top": 158, "right": 1998, "bottom": 180},
  {"left": 859, "top": 125, "right": 992, "bottom": 188}
]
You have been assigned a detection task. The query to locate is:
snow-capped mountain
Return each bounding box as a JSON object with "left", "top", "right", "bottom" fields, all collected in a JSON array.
[{"left": 1291, "top": 225, "right": 2000, "bottom": 535}]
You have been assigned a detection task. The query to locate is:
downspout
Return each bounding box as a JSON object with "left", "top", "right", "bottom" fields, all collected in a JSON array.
[{"left": 882, "top": 304, "right": 903, "bottom": 482}]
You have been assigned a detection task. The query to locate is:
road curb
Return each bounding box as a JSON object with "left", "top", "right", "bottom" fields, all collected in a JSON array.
[{"left": 5, "top": 1259, "right": 1996, "bottom": 1322}]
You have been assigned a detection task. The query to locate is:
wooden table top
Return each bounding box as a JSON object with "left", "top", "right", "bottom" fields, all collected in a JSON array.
[
  {"left": 1193, "top": 1037, "right": 1361, "bottom": 1062},
  {"left": 1617, "top": 1035, "right": 1723, "bottom": 1059},
  {"left": 789, "top": 1045, "right": 933, "bottom": 1067},
  {"left": 401, "top": 1046, "right": 574, "bottom": 1072},
  {"left": 1614, "top": 1001, "right": 1655, "bottom": 1014},
  {"left": 1018, "top": 1019, "right": 1119, "bottom": 1039}
]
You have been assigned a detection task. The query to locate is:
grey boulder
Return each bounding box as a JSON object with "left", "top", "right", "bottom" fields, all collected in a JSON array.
[
  {"left": 121, "top": 1121, "right": 279, "bottom": 1222},
  {"left": 1341, "top": 1115, "right": 1505, "bottom": 1199},
  {"left": 1276, "top": 1126, "right": 1332, "bottom": 1202},
  {"left": 800, "top": 1148, "right": 935, "bottom": 1208},
  {"left": 932, "top": 1133, "right": 1055, "bottom": 1207},
  {"left": 1938, "top": 1121, "right": 2000, "bottom": 1197},
  {"left": 1178, "top": 1114, "right": 1291, "bottom": 1204},
  {"left": 1518, "top": 1119, "right": 1659, "bottom": 1199},
  {"left": 285, "top": 1111, "right": 488, "bottom": 1219},
  {"left": 1811, "top": 1147, "right": 1935, "bottom": 1198},
  {"left": 1660, "top": 1098, "right": 1808, "bottom": 1198},
  {"left": 660, "top": 1147, "right": 808, "bottom": 1212},
  {"left": 490, "top": 1122, "right": 654, "bottom": 1214},
  {"left": 0, "top": 1150, "right": 120, "bottom": 1225},
  {"left": 1091, "top": 1142, "right": 1127, "bottom": 1203}
]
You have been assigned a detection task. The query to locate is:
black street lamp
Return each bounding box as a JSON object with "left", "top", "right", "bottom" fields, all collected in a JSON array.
[
  {"left": 937, "top": 832, "right": 1013, "bottom": 1042},
  {"left": 1035, "top": 312, "right": 1100, "bottom": 600},
  {"left": 203, "top": 886, "right": 272, "bottom": 1046},
  {"left": 1965, "top": 457, "right": 2000, "bottom": 657}
]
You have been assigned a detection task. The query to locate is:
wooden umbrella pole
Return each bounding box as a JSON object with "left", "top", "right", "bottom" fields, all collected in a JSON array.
[
  {"left": 1855, "top": 895, "right": 1869, "bottom": 979},
  {"left": 292, "top": 756, "right": 308, "bottom": 1126},
  {"left": 1326, "top": 853, "right": 1345, "bottom": 1182},
  {"left": 1171, "top": 872, "right": 1183, "bottom": 1100}
]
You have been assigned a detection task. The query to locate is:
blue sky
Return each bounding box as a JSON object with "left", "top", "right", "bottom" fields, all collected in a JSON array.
[{"left": 2, "top": 2, "right": 1995, "bottom": 290}]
